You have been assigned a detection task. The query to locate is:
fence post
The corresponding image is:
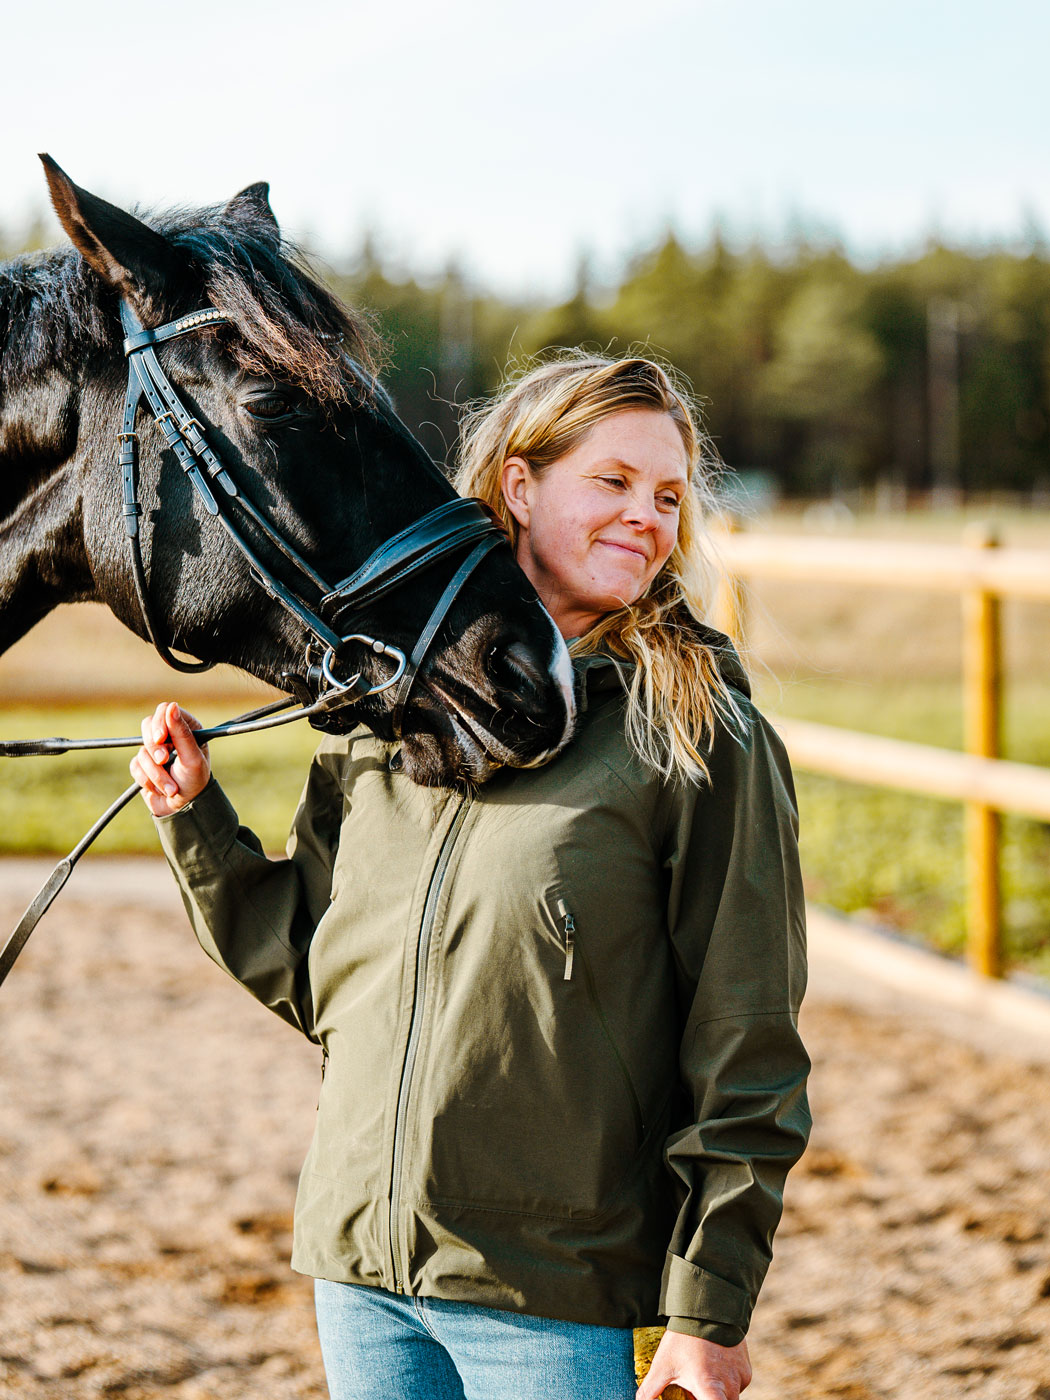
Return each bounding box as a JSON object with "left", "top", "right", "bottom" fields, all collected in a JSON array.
[
  {"left": 713, "top": 513, "right": 748, "bottom": 650},
  {"left": 962, "top": 522, "right": 1002, "bottom": 977}
]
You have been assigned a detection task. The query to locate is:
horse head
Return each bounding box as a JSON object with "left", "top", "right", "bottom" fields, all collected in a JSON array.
[{"left": 20, "top": 157, "right": 575, "bottom": 786}]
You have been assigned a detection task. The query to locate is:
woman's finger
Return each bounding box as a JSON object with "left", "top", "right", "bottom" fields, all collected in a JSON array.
[
  {"left": 136, "top": 722, "right": 178, "bottom": 797},
  {"left": 175, "top": 704, "right": 203, "bottom": 733},
  {"left": 167, "top": 704, "right": 208, "bottom": 767},
  {"left": 150, "top": 700, "right": 170, "bottom": 747},
  {"left": 130, "top": 753, "right": 164, "bottom": 800},
  {"left": 142, "top": 716, "right": 170, "bottom": 767},
  {"left": 163, "top": 703, "right": 211, "bottom": 803},
  {"left": 134, "top": 747, "right": 177, "bottom": 799}
]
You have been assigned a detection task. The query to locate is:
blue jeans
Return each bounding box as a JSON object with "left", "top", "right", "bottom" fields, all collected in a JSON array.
[{"left": 314, "top": 1279, "right": 637, "bottom": 1400}]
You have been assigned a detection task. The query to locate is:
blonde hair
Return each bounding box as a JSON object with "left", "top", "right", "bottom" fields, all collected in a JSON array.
[{"left": 455, "top": 352, "right": 749, "bottom": 785}]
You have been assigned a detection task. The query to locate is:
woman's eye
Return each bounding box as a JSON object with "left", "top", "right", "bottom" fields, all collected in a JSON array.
[
  {"left": 659, "top": 495, "right": 682, "bottom": 510},
  {"left": 600, "top": 475, "right": 627, "bottom": 489},
  {"left": 244, "top": 394, "right": 298, "bottom": 421}
]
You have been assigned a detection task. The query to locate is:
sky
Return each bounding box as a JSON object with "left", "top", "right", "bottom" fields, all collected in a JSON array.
[{"left": 1, "top": 0, "right": 1047, "bottom": 298}]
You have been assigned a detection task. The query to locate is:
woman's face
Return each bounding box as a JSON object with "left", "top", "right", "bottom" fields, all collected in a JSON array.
[{"left": 501, "top": 408, "right": 689, "bottom": 639}]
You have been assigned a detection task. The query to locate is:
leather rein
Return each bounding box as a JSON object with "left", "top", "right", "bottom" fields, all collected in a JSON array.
[{"left": 0, "top": 300, "right": 509, "bottom": 986}]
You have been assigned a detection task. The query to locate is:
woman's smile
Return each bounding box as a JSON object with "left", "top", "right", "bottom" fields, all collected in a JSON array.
[{"left": 597, "top": 538, "right": 651, "bottom": 559}]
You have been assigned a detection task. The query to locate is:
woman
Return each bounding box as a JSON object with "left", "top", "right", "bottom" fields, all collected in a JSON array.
[{"left": 132, "top": 354, "right": 810, "bottom": 1400}]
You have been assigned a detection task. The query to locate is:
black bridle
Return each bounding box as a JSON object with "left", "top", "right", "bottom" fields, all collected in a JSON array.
[
  {"left": 0, "top": 300, "right": 512, "bottom": 986},
  {"left": 116, "top": 299, "right": 507, "bottom": 733}
]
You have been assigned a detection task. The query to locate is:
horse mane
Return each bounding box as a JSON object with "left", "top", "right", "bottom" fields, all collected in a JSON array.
[{"left": 0, "top": 203, "right": 376, "bottom": 404}]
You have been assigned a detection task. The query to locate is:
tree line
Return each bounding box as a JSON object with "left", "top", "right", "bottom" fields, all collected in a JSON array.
[
  {"left": 331, "top": 233, "right": 1050, "bottom": 501},
  {"left": 7, "top": 215, "right": 1048, "bottom": 498}
]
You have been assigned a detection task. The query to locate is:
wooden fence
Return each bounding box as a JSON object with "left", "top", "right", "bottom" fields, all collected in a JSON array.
[{"left": 713, "top": 522, "right": 1050, "bottom": 978}]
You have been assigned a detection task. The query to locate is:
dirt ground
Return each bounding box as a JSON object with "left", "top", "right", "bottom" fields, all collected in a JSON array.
[{"left": 1, "top": 861, "right": 1048, "bottom": 1400}]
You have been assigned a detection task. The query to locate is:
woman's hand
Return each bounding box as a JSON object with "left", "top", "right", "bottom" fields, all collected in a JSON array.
[
  {"left": 635, "top": 1331, "right": 751, "bottom": 1400},
  {"left": 131, "top": 702, "right": 211, "bottom": 817}
]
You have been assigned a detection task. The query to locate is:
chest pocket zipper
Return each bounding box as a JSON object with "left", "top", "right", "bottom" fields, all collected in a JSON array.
[
  {"left": 555, "top": 898, "right": 575, "bottom": 980},
  {"left": 317, "top": 1046, "right": 329, "bottom": 1111}
]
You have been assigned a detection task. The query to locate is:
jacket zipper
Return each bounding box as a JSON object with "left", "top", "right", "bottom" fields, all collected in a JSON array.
[{"left": 388, "top": 794, "right": 470, "bottom": 1293}]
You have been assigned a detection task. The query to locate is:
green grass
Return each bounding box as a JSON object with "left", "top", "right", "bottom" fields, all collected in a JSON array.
[
  {"left": 0, "top": 705, "right": 320, "bottom": 856},
  {"left": 2, "top": 688, "right": 1048, "bottom": 982}
]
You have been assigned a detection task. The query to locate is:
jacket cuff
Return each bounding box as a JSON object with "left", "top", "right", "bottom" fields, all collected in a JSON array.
[
  {"left": 154, "top": 778, "right": 240, "bottom": 873},
  {"left": 659, "top": 1252, "right": 753, "bottom": 1334},
  {"left": 666, "top": 1316, "right": 747, "bottom": 1347}
]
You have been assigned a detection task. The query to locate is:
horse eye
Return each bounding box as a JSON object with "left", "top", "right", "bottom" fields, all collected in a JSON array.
[{"left": 243, "top": 393, "right": 299, "bottom": 422}]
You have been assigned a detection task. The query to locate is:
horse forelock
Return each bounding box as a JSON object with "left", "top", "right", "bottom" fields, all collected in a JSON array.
[
  {"left": 160, "top": 207, "right": 376, "bottom": 406},
  {"left": 0, "top": 203, "right": 377, "bottom": 406}
]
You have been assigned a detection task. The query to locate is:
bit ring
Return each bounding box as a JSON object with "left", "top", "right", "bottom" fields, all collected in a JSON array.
[{"left": 321, "top": 636, "right": 408, "bottom": 696}]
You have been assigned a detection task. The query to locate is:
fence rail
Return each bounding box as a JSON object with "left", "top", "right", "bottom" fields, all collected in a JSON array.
[
  {"left": 714, "top": 532, "right": 1050, "bottom": 599},
  {"left": 714, "top": 523, "right": 1050, "bottom": 978},
  {"left": 773, "top": 720, "right": 1050, "bottom": 822}
]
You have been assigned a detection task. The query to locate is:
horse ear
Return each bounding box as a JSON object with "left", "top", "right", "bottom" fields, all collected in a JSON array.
[
  {"left": 39, "top": 154, "right": 182, "bottom": 304},
  {"left": 225, "top": 182, "right": 280, "bottom": 237}
]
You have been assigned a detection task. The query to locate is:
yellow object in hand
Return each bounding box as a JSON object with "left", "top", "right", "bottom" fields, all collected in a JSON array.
[{"left": 633, "top": 1326, "right": 690, "bottom": 1399}]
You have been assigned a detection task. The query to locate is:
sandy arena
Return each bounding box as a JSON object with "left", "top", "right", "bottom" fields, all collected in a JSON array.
[{"left": 1, "top": 860, "right": 1048, "bottom": 1400}]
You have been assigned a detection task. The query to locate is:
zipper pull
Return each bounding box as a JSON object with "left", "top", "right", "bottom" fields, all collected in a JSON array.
[
  {"left": 317, "top": 1047, "right": 329, "bottom": 1111},
  {"left": 556, "top": 899, "right": 575, "bottom": 981}
]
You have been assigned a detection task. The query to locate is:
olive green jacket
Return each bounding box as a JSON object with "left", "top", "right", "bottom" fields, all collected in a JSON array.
[{"left": 156, "top": 643, "right": 810, "bottom": 1347}]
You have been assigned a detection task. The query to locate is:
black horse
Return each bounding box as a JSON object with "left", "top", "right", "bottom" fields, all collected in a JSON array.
[{"left": 0, "top": 158, "right": 574, "bottom": 786}]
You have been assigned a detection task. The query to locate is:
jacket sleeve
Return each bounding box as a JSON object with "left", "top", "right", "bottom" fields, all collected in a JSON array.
[
  {"left": 658, "top": 696, "right": 811, "bottom": 1346},
  {"left": 154, "top": 740, "right": 345, "bottom": 1042}
]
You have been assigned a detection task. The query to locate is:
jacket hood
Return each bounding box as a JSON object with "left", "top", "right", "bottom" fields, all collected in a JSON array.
[{"left": 573, "top": 621, "right": 751, "bottom": 707}]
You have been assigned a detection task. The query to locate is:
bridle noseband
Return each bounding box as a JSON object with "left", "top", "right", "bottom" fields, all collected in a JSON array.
[{"left": 117, "top": 298, "right": 508, "bottom": 732}]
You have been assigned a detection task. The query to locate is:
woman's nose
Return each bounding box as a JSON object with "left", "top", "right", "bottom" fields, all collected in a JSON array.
[{"left": 622, "top": 493, "right": 660, "bottom": 530}]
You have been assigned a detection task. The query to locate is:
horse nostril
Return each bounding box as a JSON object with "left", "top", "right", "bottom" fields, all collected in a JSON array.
[{"left": 488, "top": 639, "right": 545, "bottom": 703}]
